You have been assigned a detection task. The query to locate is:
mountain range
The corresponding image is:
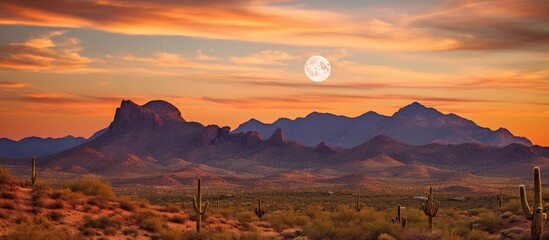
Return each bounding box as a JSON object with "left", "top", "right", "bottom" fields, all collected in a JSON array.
[
  {"left": 0, "top": 129, "right": 105, "bottom": 158},
  {"left": 234, "top": 102, "right": 532, "bottom": 148},
  {"left": 2, "top": 99, "right": 547, "bottom": 189}
]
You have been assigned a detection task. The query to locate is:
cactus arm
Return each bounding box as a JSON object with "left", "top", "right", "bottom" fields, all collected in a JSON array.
[
  {"left": 520, "top": 185, "right": 534, "bottom": 220},
  {"left": 201, "top": 201, "right": 209, "bottom": 215},
  {"left": 193, "top": 196, "right": 198, "bottom": 211}
]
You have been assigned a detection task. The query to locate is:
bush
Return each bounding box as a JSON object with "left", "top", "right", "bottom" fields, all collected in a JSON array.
[
  {"left": 60, "top": 188, "right": 85, "bottom": 209},
  {"left": 168, "top": 214, "right": 187, "bottom": 224},
  {"left": 119, "top": 197, "right": 138, "bottom": 212},
  {"left": 32, "top": 181, "right": 52, "bottom": 194},
  {"left": 6, "top": 217, "right": 71, "bottom": 240},
  {"left": 134, "top": 211, "right": 166, "bottom": 232},
  {"left": 123, "top": 228, "right": 139, "bottom": 237},
  {"left": 1, "top": 189, "right": 16, "bottom": 199},
  {"left": 47, "top": 211, "right": 64, "bottom": 222},
  {"left": 64, "top": 177, "right": 114, "bottom": 199},
  {"left": 0, "top": 201, "right": 15, "bottom": 210},
  {"left": 476, "top": 211, "right": 500, "bottom": 232},
  {"left": 48, "top": 199, "right": 64, "bottom": 209},
  {"left": 0, "top": 168, "right": 14, "bottom": 186}
]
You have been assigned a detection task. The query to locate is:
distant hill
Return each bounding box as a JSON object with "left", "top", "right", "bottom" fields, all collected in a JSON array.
[
  {"left": 234, "top": 102, "right": 532, "bottom": 148},
  {"left": 0, "top": 128, "right": 106, "bottom": 158}
]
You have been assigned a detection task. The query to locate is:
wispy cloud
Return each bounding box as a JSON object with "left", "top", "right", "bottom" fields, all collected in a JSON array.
[
  {"left": 229, "top": 50, "right": 297, "bottom": 65},
  {"left": 196, "top": 49, "right": 219, "bottom": 61},
  {"left": 0, "top": 30, "right": 96, "bottom": 73},
  {"left": 0, "top": 81, "right": 29, "bottom": 89},
  {"left": 0, "top": 0, "right": 461, "bottom": 51},
  {"left": 408, "top": 0, "right": 549, "bottom": 50}
]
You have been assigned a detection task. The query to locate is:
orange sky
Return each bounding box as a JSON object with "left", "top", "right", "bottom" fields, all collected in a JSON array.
[{"left": 0, "top": 0, "right": 548, "bottom": 146}]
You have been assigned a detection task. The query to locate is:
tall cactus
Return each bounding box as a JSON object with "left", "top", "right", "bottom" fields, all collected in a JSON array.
[
  {"left": 31, "top": 156, "right": 37, "bottom": 185},
  {"left": 192, "top": 178, "right": 209, "bottom": 233},
  {"left": 391, "top": 204, "right": 407, "bottom": 228},
  {"left": 254, "top": 198, "right": 267, "bottom": 219},
  {"left": 520, "top": 167, "right": 547, "bottom": 240},
  {"left": 422, "top": 186, "right": 439, "bottom": 231},
  {"left": 497, "top": 188, "right": 504, "bottom": 208},
  {"left": 354, "top": 193, "right": 363, "bottom": 212}
]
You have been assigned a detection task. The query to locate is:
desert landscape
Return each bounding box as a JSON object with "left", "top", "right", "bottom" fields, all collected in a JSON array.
[
  {"left": 1, "top": 100, "right": 549, "bottom": 239},
  {"left": 1, "top": 0, "right": 548, "bottom": 239}
]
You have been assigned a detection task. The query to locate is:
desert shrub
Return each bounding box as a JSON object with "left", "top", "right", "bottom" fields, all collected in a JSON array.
[
  {"left": 500, "top": 199, "right": 521, "bottom": 215},
  {"left": 32, "top": 181, "right": 52, "bottom": 194},
  {"left": 1, "top": 189, "right": 16, "bottom": 199},
  {"left": 123, "top": 228, "right": 139, "bottom": 237},
  {"left": 6, "top": 217, "right": 71, "bottom": 240},
  {"left": 47, "top": 211, "right": 64, "bottom": 222},
  {"left": 162, "top": 202, "right": 180, "bottom": 213},
  {"left": 83, "top": 215, "right": 123, "bottom": 229},
  {"left": 119, "top": 196, "right": 138, "bottom": 212},
  {"left": 238, "top": 231, "right": 263, "bottom": 240},
  {"left": 64, "top": 177, "right": 114, "bottom": 199},
  {"left": 48, "top": 199, "right": 64, "bottom": 209},
  {"left": 0, "top": 168, "right": 14, "bottom": 186},
  {"left": 168, "top": 214, "right": 187, "bottom": 224},
  {"left": 399, "top": 229, "right": 444, "bottom": 240},
  {"left": 159, "top": 229, "right": 213, "bottom": 240},
  {"left": 60, "top": 188, "right": 85, "bottom": 209},
  {"left": 263, "top": 210, "right": 309, "bottom": 231},
  {"left": 465, "top": 229, "right": 492, "bottom": 240},
  {"left": 236, "top": 211, "right": 256, "bottom": 223},
  {"left": 82, "top": 215, "right": 123, "bottom": 236},
  {"left": 0, "top": 201, "right": 15, "bottom": 210},
  {"left": 134, "top": 210, "right": 166, "bottom": 232},
  {"left": 378, "top": 233, "right": 396, "bottom": 240},
  {"left": 476, "top": 211, "right": 500, "bottom": 232}
]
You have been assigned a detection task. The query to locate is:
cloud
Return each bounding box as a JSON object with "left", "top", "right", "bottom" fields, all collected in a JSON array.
[
  {"left": 408, "top": 0, "right": 549, "bottom": 50},
  {"left": 0, "top": 0, "right": 461, "bottom": 51},
  {"left": 196, "top": 49, "right": 219, "bottom": 61},
  {"left": 229, "top": 50, "right": 297, "bottom": 65},
  {"left": 0, "top": 30, "right": 94, "bottom": 72},
  {"left": 0, "top": 81, "right": 29, "bottom": 89}
]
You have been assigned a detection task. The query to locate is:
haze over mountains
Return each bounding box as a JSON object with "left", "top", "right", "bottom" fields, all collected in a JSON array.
[
  {"left": 2, "top": 99, "right": 547, "bottom": 188},
  {"left": 235, "top": 102, "right": 532, "bottom": 148}
]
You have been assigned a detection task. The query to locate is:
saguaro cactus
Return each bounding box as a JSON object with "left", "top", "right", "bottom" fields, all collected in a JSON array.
[
  {"left": 354, "top": 193, "right": 363, "bottom": 212},
  {"left": 520, "top": 167, "right": 547, "bottom": 240},
  {"left": 254, "top": 198, "right": 267, "bottom": 219},
  {"left": 422, "top": 186, "right": 439, "bottom": 231},
  {"left": 192, "top": 178, "right": 209, "bottom": 233},
  {"left": 391, "top": 204, "right": 407, "bottom": 228},
  {"left": 31, "top": 156, "right": 37, "bottom": 185},
  {"left": 497, "top": 188, "right": 504, "bottom": 208}
]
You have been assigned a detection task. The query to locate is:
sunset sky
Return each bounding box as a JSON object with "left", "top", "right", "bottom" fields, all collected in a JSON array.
[{"left": 0, "top": 0, "right": 548, "bottom": 146}]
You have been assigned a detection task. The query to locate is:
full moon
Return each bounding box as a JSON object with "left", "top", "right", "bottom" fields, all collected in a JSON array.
[{"left": 304, "top": 55, "right": 331, "bottom": 82}]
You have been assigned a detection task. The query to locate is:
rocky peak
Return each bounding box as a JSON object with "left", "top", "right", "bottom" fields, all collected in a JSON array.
[
  {"left": 109, "top": 100, "right": 183, "bottom": 132},
  {"left": 143, "top": 100, "right": 184, "bottom": 122},
  {"left": 268, "top": 128, "right": 285, "bottom": 145},
  {"left": 316, "top": 141, "right": 337, "bottom": 154}
]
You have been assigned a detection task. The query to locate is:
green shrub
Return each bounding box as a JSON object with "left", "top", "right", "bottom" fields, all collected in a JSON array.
[
  {"left": 60, "top": 188, "right": 85, "bottom": 209},
  {"left": 64, "top": 177, "right": 114, "bottom": 199},
  {"left": 32, "top": 181, "right": 52, "bottom": 194},
  {"left": 476, "top": 211, "right": 500, "bottom": 232}
]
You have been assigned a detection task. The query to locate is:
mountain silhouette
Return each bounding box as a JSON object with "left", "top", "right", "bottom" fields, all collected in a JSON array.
[{"left": 234, "top": 102, "right": 532, "bottom": 147}]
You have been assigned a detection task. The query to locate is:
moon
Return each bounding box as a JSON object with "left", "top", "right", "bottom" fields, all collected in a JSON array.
[{"left": 304, "top": 55, "right": 331, "bottom": 82}]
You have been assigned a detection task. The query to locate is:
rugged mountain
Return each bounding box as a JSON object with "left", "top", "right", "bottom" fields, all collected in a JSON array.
[
  {"left": 234, "top": 102, "right": 532, "bottom": 148},
  {"left": 5, "top": 99, "right": 548, "bottom": 188},
  {"left": 0, "top": 128, "right": 107, "bottom": 159}
]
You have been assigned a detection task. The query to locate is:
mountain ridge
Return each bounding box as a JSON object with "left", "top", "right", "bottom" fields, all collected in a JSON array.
[{"left": 234, "top": 101, "right": 532, "bottom": 148}]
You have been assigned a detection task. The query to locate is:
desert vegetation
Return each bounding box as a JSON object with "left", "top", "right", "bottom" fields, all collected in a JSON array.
[{"left": 1, "top": 166, "right": 549, "bottom": 239}]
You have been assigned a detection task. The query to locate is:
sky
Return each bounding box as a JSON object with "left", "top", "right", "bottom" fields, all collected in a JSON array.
[{"left": 0, "top": 0, "right": 548, "bottom": 146}]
